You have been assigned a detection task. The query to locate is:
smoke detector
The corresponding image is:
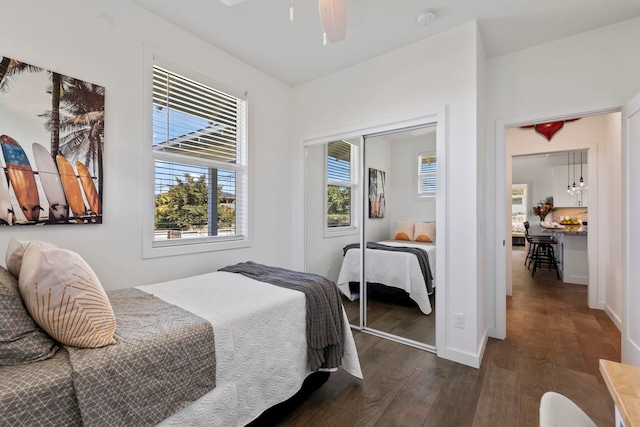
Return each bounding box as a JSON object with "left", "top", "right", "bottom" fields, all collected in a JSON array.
[{"left": 417, "top": 9, "right": 438, "bottom": 26}]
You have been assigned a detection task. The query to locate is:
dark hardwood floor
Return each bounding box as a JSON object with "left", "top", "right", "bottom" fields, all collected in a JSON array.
[
  {"left": 277, "top": 247, "right": 620, "bottom": 426},
  {"left": 342, "top": 293, "right": 436, "bottom": 346}
]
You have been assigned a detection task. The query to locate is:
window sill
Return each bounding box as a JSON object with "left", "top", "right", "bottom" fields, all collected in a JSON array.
[
  {"left": 323, "top": 226, "right": 358, "bottom": 239},
  {"left": 143, "top": 236, "right": 251, "bottom": 258}
]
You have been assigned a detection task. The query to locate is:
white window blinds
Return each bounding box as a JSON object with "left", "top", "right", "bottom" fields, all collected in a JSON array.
[
  {"left": 152, "top": 64, "right": 247, "bottom": 244},
  {"left": 418, "top": 153, "right": 437, "bottom": 197}
]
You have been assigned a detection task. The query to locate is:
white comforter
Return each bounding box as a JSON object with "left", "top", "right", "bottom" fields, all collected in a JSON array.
[
  {"left": 137, "top": 271, "right": 362, "bottom": 427},
  {"left": 336, "top": 240, "right": 435, "bottom": 315}
]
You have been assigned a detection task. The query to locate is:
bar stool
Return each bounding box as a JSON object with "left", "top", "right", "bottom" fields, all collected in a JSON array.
[
  {"left": 523, "top": 222, "right": 559, "bottom": 278},
  {"left": 531, "top": 240, "right": 560, "bottom": 278}
]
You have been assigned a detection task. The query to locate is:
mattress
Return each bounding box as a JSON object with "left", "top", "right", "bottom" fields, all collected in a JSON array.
[
  {"left": 137, "top": 271, "right": 362, "bottom": 427},
  {"left": 336, "top": 240, "right": 435, "bottom": 315}
]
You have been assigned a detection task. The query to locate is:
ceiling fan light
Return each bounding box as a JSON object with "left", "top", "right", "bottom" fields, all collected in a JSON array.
[{"left": 319, "top": 0, "right": 347, "bottom": 44}]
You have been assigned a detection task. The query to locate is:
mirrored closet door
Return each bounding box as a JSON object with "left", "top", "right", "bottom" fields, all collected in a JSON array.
[
  {"left": 304, "top": 122, "right": 439, "bottom": 351},
  {"left": 363, "top": 127, "right": 437, "bottom": 348}
]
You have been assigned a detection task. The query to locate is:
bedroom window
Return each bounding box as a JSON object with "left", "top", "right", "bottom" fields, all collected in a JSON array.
[
  {"left": 326, "top": 140, "right": 358, "bottom": 231},
  {"left": 418, "top": 152, "right": 437, "bottom": 197},
  {"left": 152, "top": 64, "right": 248, "bottom": 246}
]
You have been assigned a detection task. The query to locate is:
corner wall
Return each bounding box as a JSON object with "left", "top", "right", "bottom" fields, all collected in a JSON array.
[
  {"left": 293, "top": 22, "right": 483, "bottom": 366},
  {"left": 0, "top": 0, "right": 294, "bottom": 289}
]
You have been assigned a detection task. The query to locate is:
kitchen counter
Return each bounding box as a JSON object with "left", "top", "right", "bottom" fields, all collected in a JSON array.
[
  {"left": 531, "top": 223, "right": 588, "bottom": 285},
  {"left": 537, "top": 224, "right": 588, "bottom": 235}
]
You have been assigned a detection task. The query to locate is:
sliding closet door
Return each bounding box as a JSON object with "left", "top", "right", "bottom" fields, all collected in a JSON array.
[
  {"left": 305, "top": 138, "right": 362, "bottom": 327},
  {"left": 363, "top": 126, "right": 437, "bottom": 348},
  {"left": 303, "top": 119, "right": 441, "bottom": 351}
]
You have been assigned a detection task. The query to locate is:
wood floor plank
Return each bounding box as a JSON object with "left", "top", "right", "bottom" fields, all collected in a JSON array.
[
  {"left": 557, "top": 366, "right": 615, "bottom": 426},
  {"left": 373, "top": 361, "right": 447, "bottom": 427},
  {"left": 519, "top": 393, "right": 540, "bottom": 427},
  {"left": 549, "top": 329, "right": 592, "bottom": 374},
  {"left": 423, "top": 362, "right": 485, "bottom": 427},
  {"left": 471, "top": 366, "right": 520, "bottom": 427},
  {"left": 546, "top": 306, "right": 578, "bottom": 333},
  {"left": 520, "top": 354, "right": 560, "bottom": 400}
]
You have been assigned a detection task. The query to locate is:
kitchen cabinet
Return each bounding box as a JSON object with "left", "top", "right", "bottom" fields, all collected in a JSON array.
[
  {"left": 552, "top": 164, "right": 588, "bottom": 207},
  {"left": 554, "top": 231, "right": 588, "bottom": 285}
]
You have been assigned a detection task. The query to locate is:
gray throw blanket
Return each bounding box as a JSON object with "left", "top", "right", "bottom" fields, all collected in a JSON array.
[
  {"left": 343, "top": 242, "right": 434, "bottom": 295},
  {"left": 65, "top": 288, "right": 216, "bottom": 427},
  {"left": 219, "top": 262, "right": 343, "bottom": 371}
]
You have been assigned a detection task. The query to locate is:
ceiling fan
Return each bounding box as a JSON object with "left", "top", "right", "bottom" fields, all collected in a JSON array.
[{"left": 219, "top": 0, "right": 348, "bottom": 45}]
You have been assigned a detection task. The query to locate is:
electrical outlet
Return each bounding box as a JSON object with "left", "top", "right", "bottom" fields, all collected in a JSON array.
[{"left": 454, "top": 313, "right": 464, "bottom": 329}]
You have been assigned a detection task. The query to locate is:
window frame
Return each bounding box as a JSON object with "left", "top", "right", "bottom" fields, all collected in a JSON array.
[
  {"left": 142, "top": 49, "right": 251, "bottom": 258},
  {"left": 324, "top": 140, "right": 359, "bottom": 238},
  {"left": 417, "top": 151, "right": 437, "bottom": 199}
]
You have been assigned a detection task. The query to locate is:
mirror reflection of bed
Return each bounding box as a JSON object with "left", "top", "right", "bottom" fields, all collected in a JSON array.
[{"left": 304, "top": 124, "right": 437, "bottom": 350}]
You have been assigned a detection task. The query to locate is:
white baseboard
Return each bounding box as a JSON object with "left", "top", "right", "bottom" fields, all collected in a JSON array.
[
  {"left": 603, "top": 304, "right": 622, "bottom": 331},
  {"left": 437, "top": 329, "right": 489, "bottom": 369}
]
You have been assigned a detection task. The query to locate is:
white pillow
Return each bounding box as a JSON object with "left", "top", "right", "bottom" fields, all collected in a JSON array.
[
  {"left": 393, "top": 221, "right": 414, "bottom": 241},
  {"left": 414, "top": 221, "right": 436, "bottom": 243},
  {"left": 5, "top": 237, "right": 57, "bottom": 278},
  {"left": 19, "top": 245, "right": 116, "bottom": 348}
]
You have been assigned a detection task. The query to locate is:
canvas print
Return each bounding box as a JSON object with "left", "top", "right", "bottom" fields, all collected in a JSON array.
[
  {"left": 368, "top": 168, "right": 385, "bottom": 218},
  {"left": 0, "top": 56, "right": 104, "bottom": 225}
]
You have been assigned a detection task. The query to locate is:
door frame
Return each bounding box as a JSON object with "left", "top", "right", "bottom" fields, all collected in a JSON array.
[
  {"left": 493, "top": 102, "right": 620, "bottom": 339},
  {"left": 622, "top": 91, "right": 640, "bottom": 365}
]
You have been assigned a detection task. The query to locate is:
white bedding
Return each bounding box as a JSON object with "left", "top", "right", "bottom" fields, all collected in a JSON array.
[
  {"left": 336, "top": 240, "right": 435, "bottom": 315},
  {"left": 137, "top": 271, "right": 362, "bottom": 427}
]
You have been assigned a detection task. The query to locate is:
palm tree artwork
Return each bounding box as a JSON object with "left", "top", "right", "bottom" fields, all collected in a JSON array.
[{"left": 0, "top": 55, "right": 104, "bottom": 225}]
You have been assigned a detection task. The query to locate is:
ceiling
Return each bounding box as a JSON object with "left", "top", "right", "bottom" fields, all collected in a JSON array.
[{"left": 130, "top": 0, "right": 640, "bottom": 87}]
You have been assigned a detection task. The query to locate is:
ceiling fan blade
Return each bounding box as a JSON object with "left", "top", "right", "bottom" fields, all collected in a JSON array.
[
  {"left": 319, "top": 0, "right": 347, "bottom": 44},
  {"left": 219, "top": 0, "right": 249, "bottom": 6}
]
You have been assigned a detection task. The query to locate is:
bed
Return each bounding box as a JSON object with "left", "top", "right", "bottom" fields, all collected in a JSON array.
[
  {"left": 1, "top": 258, "right": 362, "bottom": 427},
  {"left": 142, "top": 270, "right": 362, "bottom": 426},
  {"left": 336, "top": 240, "right": 435, "bottom": 315}
]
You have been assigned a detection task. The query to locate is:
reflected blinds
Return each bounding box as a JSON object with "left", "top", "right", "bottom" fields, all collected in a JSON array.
[{"left": 419, "top": 153, "right": 437, "bottom": 196}]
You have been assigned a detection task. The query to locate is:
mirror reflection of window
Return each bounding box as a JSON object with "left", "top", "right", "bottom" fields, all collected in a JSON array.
[
  {"left": 326, "top": 140, "right": 359, "bottom": 230},
  {"left": 418, "top": 152, "right": 437, "bottom": 198}
]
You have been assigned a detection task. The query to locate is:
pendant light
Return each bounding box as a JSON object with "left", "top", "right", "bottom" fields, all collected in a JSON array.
[
  {"left": 572, "top": 152, "right": 577, "bottom": 194},
  {"left": 579, "top": 150, "right": 585, "bottom": 188},
  {"left": 567, "top": 152, "right": 571, "bottom": 194}
]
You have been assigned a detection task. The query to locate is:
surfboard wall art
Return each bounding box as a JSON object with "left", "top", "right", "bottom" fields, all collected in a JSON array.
[{"left": 0, "top": 55, "right": 104, "bottom": 225}]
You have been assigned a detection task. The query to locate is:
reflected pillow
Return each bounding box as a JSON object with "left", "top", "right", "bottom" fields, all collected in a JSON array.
[
  {"left": 393, "top": 221, "right": 414, "bottom": 241},
  {"left": 414, "top": 221, "right": 436, "bottom": 243},
  {"left": 19, "top": 245, "right": 117, "bottom": 348}
]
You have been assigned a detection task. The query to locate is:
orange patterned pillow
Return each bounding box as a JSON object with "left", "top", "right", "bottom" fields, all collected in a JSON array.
[
  {"left": 19, "top": 245, "right": 116, "bottom": 348},
  {"left": 393, "top": 221, "right": 414, "bottom": 241},
  {"left": 414, "top": 221, "right": 436, "bottom": 243}
]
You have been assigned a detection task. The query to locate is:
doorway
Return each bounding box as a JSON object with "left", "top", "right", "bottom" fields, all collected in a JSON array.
[{"left": 494, "top": 109, "right": 623, "bottom": 339}]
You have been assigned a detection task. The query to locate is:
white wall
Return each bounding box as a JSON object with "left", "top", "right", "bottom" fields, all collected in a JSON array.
[
  {"left": 0, "top": 0, "right": 294, "bottom": 289},
  {"left": 293, "top": 22, "right": 483, "bottom": 367},
  {"left": 486, "top": 18, "right": 640, "bottom": 338},
  {"left": 511, "top": 156, "right": 555, "bottom": 222},
  {"left": 364, "top": 137, "right": 392, "bottom": 242},
  {"left": 387, "top": 133, "right": 437, "bottom": 236}
]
